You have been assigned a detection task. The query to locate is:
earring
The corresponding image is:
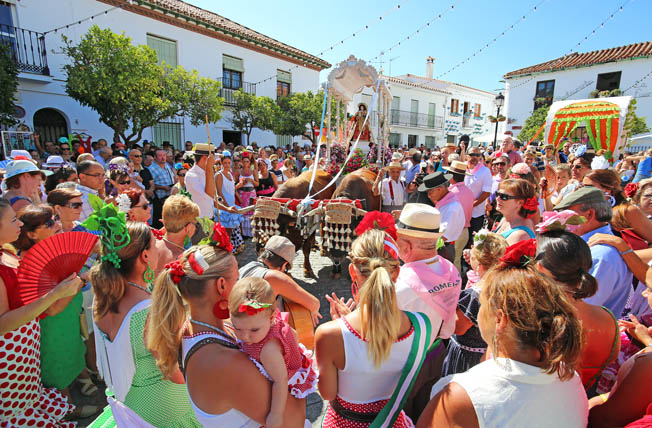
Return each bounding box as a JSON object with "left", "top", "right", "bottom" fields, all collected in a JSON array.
[
  {"left": 213, "top": 299, "right": 230, "bottom": 319},
  {"left": 350, "top": 280, "right": 359, "bottom": 300},
  {"left": 183, "top": 234, "right": 192, "bottom": 250},
  {"left": 143, "top": 262, "right": 155, "bottom": 287},
  {"left": 492, "top": 333, "right": 498, "bottom": 359}
]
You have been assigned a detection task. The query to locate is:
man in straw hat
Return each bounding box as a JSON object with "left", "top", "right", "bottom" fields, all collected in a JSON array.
[
  {"left": 185, "top": 143, "right": 217, "bottom": 219},
  {"left": 417, "top": 171, "right": 465, "bottom": 264},
  {"left": 373, "top": 160, "right": 409, "bottom": 215},
  {"left": 394, "top": 203, "right": 462, "bottom": 420},
  {"left": 443, "top": 161, "right": 474, "bottom": 271}
]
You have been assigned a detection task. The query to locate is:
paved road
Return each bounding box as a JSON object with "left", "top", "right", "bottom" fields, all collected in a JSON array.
[{"left": 76, "top": 238, "right": 349, "bottom": 427}]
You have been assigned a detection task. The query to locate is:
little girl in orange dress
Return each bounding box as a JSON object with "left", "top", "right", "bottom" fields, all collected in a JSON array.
[{"left": 228, "top": 277, "right": 318, "bottom": 428}]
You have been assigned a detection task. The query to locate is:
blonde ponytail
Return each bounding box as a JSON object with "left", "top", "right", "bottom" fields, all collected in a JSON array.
[
  {"left": 358, "top": 260, "right": 402, "bottom": 367},
  {"left": 146, "top": 269, "right": 187, "bottom": 379},
  {"left": 146, "top": 245, "right": 236, "bottom": 379},
  {"left": 349, "top": 229, "right": 401, "bottom": 368}
]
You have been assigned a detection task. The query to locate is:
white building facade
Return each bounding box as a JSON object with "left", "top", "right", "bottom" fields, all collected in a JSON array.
[
  {"left": 4, "top": 0, "right": 329, "bottom": 150},
  {"left": 503, "top": 41, "right": 652, "bottom": 141},
  {"left": 352, "top": 57, "right": 496, "bottom": 148}
]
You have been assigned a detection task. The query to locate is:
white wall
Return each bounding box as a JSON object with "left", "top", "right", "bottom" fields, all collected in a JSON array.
[
  {"left": 14, "top": 0, "right": 322, "bottom": 147},
  {"left": 504, "top": 57, "right": 652, "bottom": 139}
]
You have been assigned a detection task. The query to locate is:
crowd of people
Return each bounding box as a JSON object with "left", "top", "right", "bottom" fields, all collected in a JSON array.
[{"left": 1, "top": 130, "right": 652, "bottom": 427}]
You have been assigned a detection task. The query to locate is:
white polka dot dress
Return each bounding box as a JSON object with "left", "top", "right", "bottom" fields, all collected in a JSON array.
[{"left": 0, "top": 319, "right": 76, "bottom": 427}]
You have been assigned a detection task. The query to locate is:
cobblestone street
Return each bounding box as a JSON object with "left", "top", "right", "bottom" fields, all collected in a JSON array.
[{"left": 77, "top": 237, "right": 350, "bottom": 427}]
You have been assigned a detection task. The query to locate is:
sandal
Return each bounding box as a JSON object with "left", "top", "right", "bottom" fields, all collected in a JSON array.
[
  {"left": 78, "top": 376, "right": 98, "bottom": 396},
  {"left": 68, "top": 404, "right": 101, "bottom": 420}
]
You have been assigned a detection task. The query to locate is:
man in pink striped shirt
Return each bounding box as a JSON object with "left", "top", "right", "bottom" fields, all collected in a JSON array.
[{"left": 444, "top": 160, "right": 474, "bottom": 272}]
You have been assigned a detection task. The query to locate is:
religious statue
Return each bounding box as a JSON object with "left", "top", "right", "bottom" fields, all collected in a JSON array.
[{"left": 349, "top": 103, "right": 374, "bottom": 143}]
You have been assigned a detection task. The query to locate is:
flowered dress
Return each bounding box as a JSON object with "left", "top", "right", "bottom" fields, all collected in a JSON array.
[
  {"left": 0, "top": 264, "right": 76, "bottom": 428},
  {"left": 239, "top": 313, "right": 318, "bottom": 398},
  {"left": 217, "top": 170, "right": 244, "bottom": 253}
]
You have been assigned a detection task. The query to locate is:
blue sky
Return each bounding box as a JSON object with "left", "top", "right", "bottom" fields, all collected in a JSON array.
[{"left": 191, "top": 0, "right": 651, "bottom": 93}]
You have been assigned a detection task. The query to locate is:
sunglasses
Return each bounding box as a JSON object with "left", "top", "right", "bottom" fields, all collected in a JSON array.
[
  {"left": 573, "top": 164, "right": 586, "bottom": 170},
  {"left": 495, "top": 192, "right": 521, "bottom": 201},
  {"left": 118, "top": 180, "right": 131, "bottom": 185},
  {"left": 178, "top": 173, "right": 186, "bottom": 177},
  {"left": 68, "top": 202, "right": 83, "bottom": 209},
  {"left": 132, "top": 154, "right": 142, "bottom": 158},
  {"left": 81, "top": 172, "right": 103, "bottom": 178},
  {"left": 468, "top": 153, "right": 482, "bottom": 157},
  {"left": 41, "top": 218, "right": 56, "bottom": 229},
  {"left": 135, "top": 203, "right": 150, "bottom": 210},
  {"left": 492, "top": 162, "right": 506, "bottom": 167}
]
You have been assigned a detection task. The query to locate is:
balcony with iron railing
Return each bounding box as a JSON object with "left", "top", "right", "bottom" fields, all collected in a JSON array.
[
  {"left": 216, "top": 78, "right": 257, "bottom": 107},
  {"left": 390, "top": 109, "right": 443, "bottom": 130},
  {"left": 0, "top": 24, "right": 49, "bottom": 75}
]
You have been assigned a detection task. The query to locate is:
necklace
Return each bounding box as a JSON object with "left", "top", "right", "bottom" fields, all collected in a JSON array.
[
  {"left": 127, "top": 281, "right": 151, "bottom": 294},
  {"left": 189, "top": 318, "right": 234, "bottom": 341},
  {"left": 163, "top": 236, "right": 185, "bottom": 251}
]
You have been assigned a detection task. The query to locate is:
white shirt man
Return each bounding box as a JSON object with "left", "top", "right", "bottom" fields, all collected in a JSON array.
[
  {"left": 464, "top": 148, "right": 493, "bottom": 229},
  {"left": 374, "top": 162, "right": 408, "bottom": 212},
  {"left": 184, "top": 145, "right": 216, "bottom": 219}
]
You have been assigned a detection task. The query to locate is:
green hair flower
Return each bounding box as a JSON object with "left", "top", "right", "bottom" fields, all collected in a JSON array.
[{"left": 82, "top": 194, "right": 130, "bottom": 269}]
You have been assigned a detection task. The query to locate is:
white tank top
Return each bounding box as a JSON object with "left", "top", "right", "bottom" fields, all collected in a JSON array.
[
  {"left": 220, "top": 171, "right": 236, "bottom": 206},
  {"left": 336, "top": 317, "right": 415, "bottom": 403},
  {"left": 430, "top": 358, "right": 588, "bottom": 428},
  {"left": 181, "top": 332, "right": 259, "bottom": 428}
]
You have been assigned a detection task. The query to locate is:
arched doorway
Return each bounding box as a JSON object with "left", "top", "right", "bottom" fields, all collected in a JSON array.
[{"left": 33, "top": 108, "right": 68, "bottom": 143}]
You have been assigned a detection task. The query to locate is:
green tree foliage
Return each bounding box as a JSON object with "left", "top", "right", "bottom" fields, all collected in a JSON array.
[
  {"left": 62, "top": 25, "right": 224, "bottom": 144},
  {"left": 0, "top": 44, "right": 19, "bottom": 127},
  {"left": 518, "top": 105, "right": 550, "bottom": 143},
  {"left": 624, "top": 98, "right": 650, "bottom": 139},
  {"left": 229, "top": 90, "right": 277, "bottom": 145},
  {"left": 274, "top": 91, "right": 344, "bottom": 144}
]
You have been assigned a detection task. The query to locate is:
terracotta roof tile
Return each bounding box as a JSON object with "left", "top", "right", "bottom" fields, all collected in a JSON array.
[
  {"left": 504, "top": 41, "right": 652, "bottom": 79},
  {"left": 133, "top": 0, "right": 330, "bottom": 68}
]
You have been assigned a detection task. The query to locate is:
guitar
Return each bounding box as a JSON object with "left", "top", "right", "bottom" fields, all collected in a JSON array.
[{"left": 282, "top": 298, "right": 315, "bottom": 350}]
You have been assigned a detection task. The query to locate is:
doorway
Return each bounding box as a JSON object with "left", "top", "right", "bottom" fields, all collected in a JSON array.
[
  {"left": 33, "top": 108, "right": 68, "bottom": 143},
  {"left": 223, "top": 130, "right": 242, "bottom": 146}
]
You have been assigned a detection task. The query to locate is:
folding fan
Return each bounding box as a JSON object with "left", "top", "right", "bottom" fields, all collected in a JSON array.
[{"left": 17, "top": 231, "right": 99, "bottom": 305}]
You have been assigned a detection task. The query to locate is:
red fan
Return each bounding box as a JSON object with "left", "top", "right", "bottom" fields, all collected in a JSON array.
[{"left": 17, "top": 231, "right": 99, "bottom": 305}]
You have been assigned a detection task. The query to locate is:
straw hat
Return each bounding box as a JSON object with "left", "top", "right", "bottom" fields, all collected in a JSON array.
[
  {"left": 443, "top": 160, "right": 473, "bottom": 176},
  {"left": 384, "top": 161, "right": 405, "bottom": 171},
  {"left": 396, "top": 203, "right": 442, "bottom": 240}
]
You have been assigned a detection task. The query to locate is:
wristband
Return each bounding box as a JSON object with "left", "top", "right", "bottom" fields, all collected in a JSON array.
[{"left": 620, "top": 248, "right": 633, "bottom": 256}]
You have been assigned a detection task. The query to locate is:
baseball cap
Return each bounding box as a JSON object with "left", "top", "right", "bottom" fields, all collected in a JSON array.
[{"left": 265, "top": 236, "right": 296, "bottom": 270}]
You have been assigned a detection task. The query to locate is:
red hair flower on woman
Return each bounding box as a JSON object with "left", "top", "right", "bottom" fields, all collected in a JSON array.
[
  {"left": 355, "top": 211, "right": 398, "bottom": 241},
  {"left": 522, "top": 196, "right": 539, "bottom": 218},
  {"left": 624, "top": 182, "right": 639, "bottom": 199},
  {"left": 499, "top": 239, "right": 537, "bottom": 269},
  {"left": 150, "top": 227, "right": 165, "bottom": 241},
  {"left": 210, "top": 222, "right": 233, "bottom": 253},
  {"left": 165, "top": 259, "right": 185, "bottom": 284}
]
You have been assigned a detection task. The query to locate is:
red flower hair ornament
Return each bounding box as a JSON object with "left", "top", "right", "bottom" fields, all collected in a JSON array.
[
  {"left": 199, "top": 222, "right": 234, "bottom": 253},
  {"left": 238, "top": 300, "right": 272, "bottom": 316},
  {"left": 150, "top": 227, "right": 165, "bottom": 241},
  {"left": 499, "top": 239, "right": 537, "bottom": 269},
  {"left": 355, "top": 211, "right": 398, "bottom": 241},
  {"left": 521, "top": 196, "right": 539, "bottom": 218},
  {"left": 165, "top": 260, "right": 185, "bottom": 284},
  {"left": 624, "top": 182, "right": 639, "bottom": 199}
]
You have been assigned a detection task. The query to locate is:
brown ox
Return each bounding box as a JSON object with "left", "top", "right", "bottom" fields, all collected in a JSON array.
[
  {"left": 327, "top": 168, "right": 380, "bottom": 278},
  {"left": 268, "top": 169, "right": 335, "bottom": 278}
]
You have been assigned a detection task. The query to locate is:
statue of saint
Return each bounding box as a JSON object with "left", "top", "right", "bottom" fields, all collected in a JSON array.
[{"left": 349, "top": 103, "right": 373, "bottom": 143}]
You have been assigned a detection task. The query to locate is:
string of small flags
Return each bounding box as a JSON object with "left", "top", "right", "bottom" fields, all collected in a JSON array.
[
  {"left": 509, "top": 0, "right": 633, "bottom": 90},
  {"left": 368, "top": 1, "right": 459, "bottom": 64},
  {"left": 43, "top": 1, "right": 134, "bottom": 36},
  {"left": 436, "top": 0, "right": 545, "bottom": 79},
  {"left": 255, "top": 0, "right": 409, "bottom": 85},
  {"left": 623, "top": 69, "right": 652, "bottom": 94}
]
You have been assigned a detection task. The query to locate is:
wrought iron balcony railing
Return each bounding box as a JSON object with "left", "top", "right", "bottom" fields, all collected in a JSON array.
[
  {"left": 0, "top": 24, "right": 49, "bottom": 75},
  {"left": 216, "top": 79, "right": 257, "bottom": 107},
  {"left": 390, "top": 109, "right": 443, "bottom": 129}
]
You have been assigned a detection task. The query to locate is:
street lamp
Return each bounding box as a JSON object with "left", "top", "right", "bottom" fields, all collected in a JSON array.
[{"left": 492, "top": 92, "right": 505, "bottom": 150}]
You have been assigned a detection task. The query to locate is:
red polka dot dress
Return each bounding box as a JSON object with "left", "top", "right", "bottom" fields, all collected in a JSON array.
[
  {"left": 239, "top": 312, "right": 318, "bottom": 398},
  {"left": 0, "top": 264, "right": 75, "bottom": 427}
]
